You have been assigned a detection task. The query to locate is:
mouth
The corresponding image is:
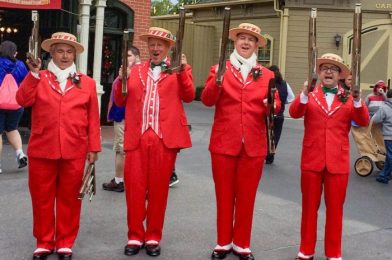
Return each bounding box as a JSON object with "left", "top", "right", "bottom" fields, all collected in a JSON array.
[{"left": 324, "top": 76, "right": 333, "bottom": 80}]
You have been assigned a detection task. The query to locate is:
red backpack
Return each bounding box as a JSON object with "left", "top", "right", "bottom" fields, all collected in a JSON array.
[{"left": 0, "top": 73, "right": 21, "bottom": 110}]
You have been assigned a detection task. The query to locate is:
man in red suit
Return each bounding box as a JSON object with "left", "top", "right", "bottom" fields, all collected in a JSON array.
[
  {"left": 16, "top": 32, "right": 101, "bottom": 260},
  {"left": 114, "top": 27, "right": 195, "bottom": 257},
  {"left": 201, "top": 23, "right": 281, "bottom": 260},
  {"left": 289, "top": 53, "right": 369, "bottom": 260}
]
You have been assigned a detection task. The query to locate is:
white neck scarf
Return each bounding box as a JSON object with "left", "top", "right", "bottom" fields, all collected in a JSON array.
[
  {"left": 48, "top": 60, "right": 77, "bottom": 92},
  {"left": 230, "top": 49, "right": 257, "bottom": 81}
]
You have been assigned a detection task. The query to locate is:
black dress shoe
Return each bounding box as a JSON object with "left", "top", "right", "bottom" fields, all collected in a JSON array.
[
  {"left": 33, "top": 251, "right": 52, "bottom": 260},
  {"left": 124, "top": 244, "right": 143, "bottom": 256},
  {"left": 211, "top": 249, "right": 232, "bottom": 259},
  {"left": 58, "top": 253, "right": 72, "bottom": 260},
  {"left": 145, "top": 244, "right": 161, "bottom": 257},
  {"left": 234, "top": 251, "right": 255, "bottom": 260}
]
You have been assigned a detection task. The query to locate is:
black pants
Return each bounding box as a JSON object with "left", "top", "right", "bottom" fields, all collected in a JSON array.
[{"left": 273, "top": 115, "right": 284, "bottom": 147}]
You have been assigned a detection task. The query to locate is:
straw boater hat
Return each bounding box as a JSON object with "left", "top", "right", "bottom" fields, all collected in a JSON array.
[
  {"left": 316, "top": 53, "right": 350, "bottom": 79},
  {"left": 139, "top": 27, "right": 176, "bottom": 46},
  {"left": 41, "top": 32, "right": 84, "bottom": 54},
  {"left": 229, "top": 23, "right": 267, "bottom": 47}
]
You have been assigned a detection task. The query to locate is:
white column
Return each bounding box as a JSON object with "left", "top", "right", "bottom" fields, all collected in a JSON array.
[
  {"left": 92, "top": 0, "right": 107, "bottom": 114},
  {"left": 78, "top": 0, "right": 92, "bottom": 74}
]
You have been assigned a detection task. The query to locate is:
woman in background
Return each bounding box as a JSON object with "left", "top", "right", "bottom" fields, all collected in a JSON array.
[
  {"left": 265, "top": 65, "right": 294, "bottom": 164},
  {"left": 0, "top": 41, "right": 28, "bottom": 173},
  {"left": 102, "top": 46, "right": 141, "bottom": 192}
]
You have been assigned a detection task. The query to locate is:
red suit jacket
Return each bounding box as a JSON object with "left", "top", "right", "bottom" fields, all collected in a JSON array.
[
  {"left": 114, "top": 61, "right": 195, "bottom": 151},
  {"left": 16, "top": 72, "right": 101, "bottom": 159},
  {"left": 289, "top": 85, "right": 369, "bottom": 174},
  {"left": 201, "top": 61, "right": 281, "bottom": 157}
]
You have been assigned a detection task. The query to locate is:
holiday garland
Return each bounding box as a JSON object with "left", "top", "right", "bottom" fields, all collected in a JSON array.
[{"left": 102, "top": 40, "right": 114, "bottom": 77}]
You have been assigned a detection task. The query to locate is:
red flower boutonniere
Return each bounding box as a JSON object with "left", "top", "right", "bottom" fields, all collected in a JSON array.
[
  {"left": 69, "top": 72, "right": 82, "bottom": 88},
  {"left": 250, "top": 66, "right": 262, "bottom": 81},
  {"left": 161, "top": 62, "right": 172, "bottom": 74},
  {"left": 337, "top": 87, "right": 350, "bottom": 103}
]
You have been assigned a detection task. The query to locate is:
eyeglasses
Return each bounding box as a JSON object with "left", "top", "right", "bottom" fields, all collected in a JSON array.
[{"left": 320, "top": 65, "right": 340, "bottom": 73}]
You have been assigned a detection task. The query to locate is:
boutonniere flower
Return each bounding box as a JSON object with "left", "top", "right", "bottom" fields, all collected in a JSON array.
[
  {"left": 69, "top": 72, "right": 82, "bottom": 88},
  {"left": 160, "top": 62, "right": 173, "bottom": 74},
  {"left": 250, "top": 66, "right": 262, "bottom": 81},
  {"left": 337, "top": 87, "right": 350, "bottom": 103}
]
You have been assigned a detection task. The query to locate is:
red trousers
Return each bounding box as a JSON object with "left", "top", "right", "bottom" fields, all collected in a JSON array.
[
  {"left": 28, "top": 157, "right": 86, "bottom": 250},
  {"left": 211, "top": 147, "right": 264, "bottom": 249},
  {"left": 124, "top": 129, "right": 177, "bottom": 243},
  {"left": 300, "top": 169, "right": 349, "bottom": 258}
]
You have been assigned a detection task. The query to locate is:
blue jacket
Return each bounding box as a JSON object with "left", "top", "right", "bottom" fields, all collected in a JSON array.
[{"left": 0, "top": 57, "right": 28, "bottom": 86}]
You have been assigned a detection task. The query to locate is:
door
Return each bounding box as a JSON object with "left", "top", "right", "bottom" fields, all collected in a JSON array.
[{"left": 344, "top": 21, "right": 392, "bottom": 89}]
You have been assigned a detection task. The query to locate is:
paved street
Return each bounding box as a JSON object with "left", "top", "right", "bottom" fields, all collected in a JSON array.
[{"left": 0, "top": 101, "right": 391, "bottom": 260}]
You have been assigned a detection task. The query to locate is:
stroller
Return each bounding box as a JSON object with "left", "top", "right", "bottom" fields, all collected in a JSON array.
[{"left": 352, "top": 117, "right": 386, "bottom": 177}]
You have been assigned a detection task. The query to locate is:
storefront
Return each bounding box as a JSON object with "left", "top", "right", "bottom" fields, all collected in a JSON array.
[{"left": 0, "top": 0, "right": 150, "bottom": 124}]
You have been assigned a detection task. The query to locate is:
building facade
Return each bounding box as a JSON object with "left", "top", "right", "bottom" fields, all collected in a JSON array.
[
  {"left": 154, "top": 0, "right": 392, "bottom": 92},
  {"left": 0, "top": 0, "right": 151, "bottom": 123}
]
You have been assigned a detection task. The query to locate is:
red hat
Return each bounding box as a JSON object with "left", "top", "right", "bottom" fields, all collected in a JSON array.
[{"left": 372, "top": 80, "right": 387, "bottom": 93}]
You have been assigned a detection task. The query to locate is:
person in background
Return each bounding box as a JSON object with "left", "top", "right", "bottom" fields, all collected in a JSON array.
[
  {"left": 265, "top": 65, "right": 294, "bottom": 164},
  {"left": 365, "top": 80, "right": 387, "bottom": 116},
  {"left": 373, "top": 89, "right": 392, "bottom": 184},
  {"left": 201, "top": 23, "right": 281, "bottom": 260},
  {"left": 16, "top": 32, "right": 101, "bottom": 260},
  {"left": 0, "top": 41, "right": 28, "bottom": 173},
  {"left": 169, "top": 167, "right": 179, "bottom": 187},
  {"left": 365, "top": 80, "right": 387, "bottom": 154},
  {"left": 102, "top": 46, "right": 140, "bottom": 192},
  {"left": 289, "top": 53, "right": 369, "bottom": 260},
  {"left": 115, "top": 27, "right": 194, "bottom": 257},
  {"left": 340, "top": 72, "right": 352, "bottom": 91}
]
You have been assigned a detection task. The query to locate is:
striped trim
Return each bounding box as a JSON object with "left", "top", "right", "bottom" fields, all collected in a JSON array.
[
  {"left": 232, "top": 243, "right": 251, "bottom": 254},
  {"left": 311, "top": 88, "right": 342, "bottom": 117},
  {"left": 214, "top": 244, "right": 232, "bottom": 251},
  {"left": 141, "top": 70, "right": 161, "bottom": 137}
]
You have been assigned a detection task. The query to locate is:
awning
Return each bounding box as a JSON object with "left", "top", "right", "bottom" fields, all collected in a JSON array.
[{"left": 0, "top": 0, "right": 61, "bottom": 9}]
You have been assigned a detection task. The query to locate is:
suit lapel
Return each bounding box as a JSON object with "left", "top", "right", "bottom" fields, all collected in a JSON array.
[
  {"left": 45, "top": 71, "right": 63, "bottom": 95},
  {"left": 311, "top": 86, "right": 330, "bottom": 115},
  {"left": 312, "top": 85, "right": 345, "bottom": 117},
  {"left": 328, "top": 88, "right": 345, "bottom": 116},
  {"left": 230, "top": 64, "right": 244, "bottom": 85},
  {"left": 63, "top": 79, "right": 75, "bottom": 94},
  {"left": 139, "top": 63, "right": 150, "bottom": 91}
]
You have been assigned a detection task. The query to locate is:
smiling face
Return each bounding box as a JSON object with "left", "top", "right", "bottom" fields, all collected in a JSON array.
[
  {"left": 127, "top": 50, "right": 138, "bottom": 68},
  {"left": 50, "top": 43, "right": 76, "bottom": 70},
  {"left": 319, "top": 63, "right": 341, "bottom": 88},
  {"left": 148, "top": 38, "right": 170, "bottom": 64},
  {"left": 344, "top": 74, "right": 352, "bottom": 88},
  {"left": 234, "top": 33, "right": 258, "bottom": 59}
]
